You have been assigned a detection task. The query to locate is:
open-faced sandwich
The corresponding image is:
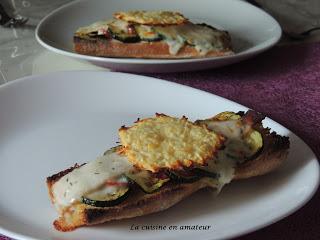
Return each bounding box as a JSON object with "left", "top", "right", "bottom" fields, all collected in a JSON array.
[
  {"left": 47, "top": 110, "right": 289, "bottom": 231},
  {"left": 73, "top": 10, "right": 234, "bottom": 59}
]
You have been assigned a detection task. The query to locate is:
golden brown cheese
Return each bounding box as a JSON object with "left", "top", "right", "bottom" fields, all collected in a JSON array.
[
  {"left": 119, "top": 114, "right": 224, "bottom": 172},
  {"left": 114, "top": 10, "right": 188, "bottom": 25}
]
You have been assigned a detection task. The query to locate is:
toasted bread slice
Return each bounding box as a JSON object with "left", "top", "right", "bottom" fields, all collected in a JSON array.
[
  {"left": 73, "top": 36, "right": 233, "bottom": 59},
  {"left": 46, "top": 124, "right": 289, "bottom": 232},
  {"left": 73, "top": 10, "right": 233, "bottom": 59}
]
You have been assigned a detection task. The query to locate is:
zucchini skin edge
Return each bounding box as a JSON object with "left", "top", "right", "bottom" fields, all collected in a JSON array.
[{"left": 81, "top": 187, "right": 131, "bottom": 208}]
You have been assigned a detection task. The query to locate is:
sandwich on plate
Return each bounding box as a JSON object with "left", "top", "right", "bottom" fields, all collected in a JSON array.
[
  {"left": 73, "top": 10, "right": 234, "bottom": 59},
  {"left": 47, "top": 110, "right": 289, "bottom": 231}
]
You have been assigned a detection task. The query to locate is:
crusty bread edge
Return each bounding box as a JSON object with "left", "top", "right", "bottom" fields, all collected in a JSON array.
[
  {"left": 47, "top": 177, "right": 209, "bottom": 232},
  {"left": 47, "top": 127, "right": 289, "bottom": 231}
]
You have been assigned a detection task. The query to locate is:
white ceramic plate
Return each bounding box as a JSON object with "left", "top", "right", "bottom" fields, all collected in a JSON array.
[
  {"left": 0, "top": 71, "right": 318, "bottom": 240},
  {"left": 35, "top": 0, "right": 282, "bottom": 73}
]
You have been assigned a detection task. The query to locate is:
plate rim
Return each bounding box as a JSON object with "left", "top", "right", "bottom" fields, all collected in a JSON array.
[
  {"left": 35, "top": 0, "right": 282, "bottom": 65},
  {"left": 0, "top": 71, "right": 319, "bottom": 240}
]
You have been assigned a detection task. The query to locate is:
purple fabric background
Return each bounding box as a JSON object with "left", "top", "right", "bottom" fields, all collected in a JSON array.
[
  {"left": 146, "top": 42, "right": 320, "bottom": 240},
  {"left": 1, "top": 42, "right": 319, "bottom": 239}
]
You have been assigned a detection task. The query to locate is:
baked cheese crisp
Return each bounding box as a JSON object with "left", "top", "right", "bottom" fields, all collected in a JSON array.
[
  {"left": 114, "top": 10, "right": 188, "bottom": 25},
  {"left": 119, "top": 114, "right": 223, "bottom": 172}
]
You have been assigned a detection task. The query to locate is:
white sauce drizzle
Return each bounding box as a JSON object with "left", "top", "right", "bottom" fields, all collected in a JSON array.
[
  {"left": 76, "top": 20, "right": 110, "bottom": 35},
  {"left": 155, "top": 23, "right": 226, "bottom": 55},
  {"left": 52, "top": 151, "right": 133, "bottom": 207},
  {"left": 205, "top": 119, "right": 254, "bottom": 161},
  {"left": 165, "top": 35, "right": 185, "bottom": 55},
  {"left": 201, "top": 119, "right": 258, "bottom": 189}
]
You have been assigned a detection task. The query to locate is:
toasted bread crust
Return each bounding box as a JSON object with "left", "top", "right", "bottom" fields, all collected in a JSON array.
[
  {"left": 73, "top": 36, "right": 233, "bottom": 59},
  {"left": 47, "top": 125, "right": 289, "bottom": 231},
  {"left": 49, "top": 176, "right": 209, "bottom": 232}
]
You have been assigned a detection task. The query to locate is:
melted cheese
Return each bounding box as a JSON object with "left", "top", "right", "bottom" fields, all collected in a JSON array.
[
  {"left": 75, "top": 19, "right": 129, "bottom": 36},
  {"left": 75, "top": 20, "right": 110, "bottom": 36},
  {"left": 206, "top": 120, "right": 245, "bottom": 140},
  {"left": 52, "top": 151, "right": 133, "bottom": 207},
  {"left": 197, "top": 122, "right": 244, "bottom": 188},
  {"left": 155, "top": 24, "right": 226, "bottom": 55},
  {"left": 200, "top": 153, "right": 235, "bottom": 191},
  {"left": 200, "top": 117, "right": 263, "bottom": 165},
  {"left": 164, "top": 36, "right": 185, "bottom": 55},
  {"left": 198, "top": 116, "right": 263, "bottom": 187}
]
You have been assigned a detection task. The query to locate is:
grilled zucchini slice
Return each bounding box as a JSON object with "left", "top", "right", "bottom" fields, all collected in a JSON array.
[
  {"left": 108, "top": 28, "right": 140, "bottom": 43},
  {"left": 192, "top": 168, "right": 220, "bottom": 179},
  {"left": 135, "top": 25, "right": 162, "bottom": 41},
  {"left": 126, "top": 169, "right": 169, "bottom": 193},
  {"left": 107, "top": 20, "right": 140, "bottom": 43},
  {"left": 82, "top": 175, "right": 130, "bottom": 207},
  {"left": 166, "top": 169, "right": 200, "bottom": 183}
]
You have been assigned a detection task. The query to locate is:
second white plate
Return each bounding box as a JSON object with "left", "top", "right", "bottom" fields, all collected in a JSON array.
[
  {"left": 36, "top": 0, "right": 281, "bottom": 72},
  {"left": 0, "top": 71, "right": 319, "bottom": 240}
]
